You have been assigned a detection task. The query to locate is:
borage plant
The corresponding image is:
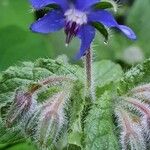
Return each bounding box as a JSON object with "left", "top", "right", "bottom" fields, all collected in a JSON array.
[
  {"left": 3, "top": 1, "right": 150, "bottom": 150},
  {"left": 30, "top": 0, "right": 136, "bottom": 99}
]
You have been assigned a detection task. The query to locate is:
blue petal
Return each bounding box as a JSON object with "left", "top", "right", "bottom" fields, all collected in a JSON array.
[
  {"left": 30, "top": 10, "right": 64, "bottom": 34},
  {"left": 29, "top": 0, "right": 69, "bottom": 10},
  {"left": 88, "top": 10, "right": 118, "bottom": 27},
  {"left": 118, "top": 25, "right": 136, "bottom": 40},
  {"left": 75, "top": 0, "right": 100, "bottom": 10},
  {"left": 76, "top": 25, "right": 95, "bottom": 58},
  {"left": 88, "top": 10, "right": 136, "bottom": 40}
]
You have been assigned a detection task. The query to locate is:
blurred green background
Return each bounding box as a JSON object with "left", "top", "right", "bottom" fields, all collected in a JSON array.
[
  {"left": 0, "top": 0, "right": 150, "bottom": 149},
  {"left": 0, "top": 0, "right": 150, "bottom": 72}
]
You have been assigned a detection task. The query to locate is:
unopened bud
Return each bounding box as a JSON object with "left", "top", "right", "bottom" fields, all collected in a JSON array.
[
  {"left": 5, "top": 89, "right": 37, "bottom": 127},
  {"left": 39, "top": 76, "right": 74, "bottom": 86},
  {"left": 115, "top": 107, "right": 146, "bottom": 150},
  {"left": 130, "top": 84, "right": 150, "bottom": 104},
  {"left": 27, "top": 91, "right": 69, "bottom": 149},
  {"left": 133, "top": 91, "right": 150, "bottom": 104},
  {"left": 130, "top": 84, "right": 150, "bottom": 94},
  {"left": 125, "top": 97, "right": 150, "bottom": 138}
]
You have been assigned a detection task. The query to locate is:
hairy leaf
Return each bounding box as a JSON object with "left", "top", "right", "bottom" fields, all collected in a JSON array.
[
  {"left": 118, "top": 58, "right": 150, "bottom": 95},
  {"left": 94, "top": 60, "right": 123, "bottom": 87},
  {"left": 84, "top": 89, "right": 119, "bottom": 150},
  {"left": 0, "top": 58, "right": 84, "bottom": 146}
]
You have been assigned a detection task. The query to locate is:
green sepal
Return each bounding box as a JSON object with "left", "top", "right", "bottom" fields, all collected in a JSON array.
[
  {"left": 44, "top": 4, "right": 62, "bottom": 11},
  {"left": 91, "top": 22, "right": 109, "bottom": 42},
  {"left": 93, "top": 0, "right": 117, "bottom": 12}
]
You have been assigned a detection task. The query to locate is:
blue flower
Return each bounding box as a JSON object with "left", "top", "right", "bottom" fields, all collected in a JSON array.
[{"left": 30, "top": 0, "right": 136, "bottom": 58}]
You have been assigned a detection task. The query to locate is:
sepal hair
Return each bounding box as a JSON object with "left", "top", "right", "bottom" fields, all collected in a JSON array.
[
  {"left": 5, "top": 89, "right": 37, "bottom": 127},
  {"left": 125, "top": 97, "right": 150, "bottom": 139},
  {"left": 130, "top": 84, "right": 150, "bottom": 94},
  {"left": 26, "top": 91, "right": 69, "bottom": 150},
  {"left": 115, "top": 107, "right": 146, "bottom": 150}
]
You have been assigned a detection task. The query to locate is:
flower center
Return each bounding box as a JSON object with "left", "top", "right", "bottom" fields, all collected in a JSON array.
[{"left": 64, "top": 9, "right": 87, "bottom": 45}]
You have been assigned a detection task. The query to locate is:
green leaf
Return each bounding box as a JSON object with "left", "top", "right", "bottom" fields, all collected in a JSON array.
[
  {"left": 0, "top": 58, "right": 124, "bottom": 149},
  {"left": 91, "top": 22, "right": 109, "bottom": 42},
  {"left": 93, "top": 60, "right": 123, "bottom": 87},
  {"left": 0, "top": 121, "right": 24, "bottom": 145},
  {"left": 84, "top": 89, "right": 119, "bottom": 150},
  {"left": 0, "top": 58, "right": 83, "bottom": 107},
  {"left": 67, "top": 81, "right": 85, "bottom": 149},
  {"left": 84, "top": 58, "right": 150, "bottom": 150},
  {"left": 68, "top": 119, "right": 83, "bottom": 148},
  {"left": 118, "top": 58, "right": 150, "bottom": 95},
  {"left": 0, "top": 58, "right": 84, "bottom": 148},
  {"left": 0, "top": 143, "right": 36, "bottom": 150},
  {"left": 84, "top": 60, "right": 123, "bottom": 150}
]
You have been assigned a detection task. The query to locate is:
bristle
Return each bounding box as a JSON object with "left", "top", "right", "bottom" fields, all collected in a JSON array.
[
  {"left": 123, "top": 97, "right": 150, "bottom": 139},
  {"left": 115, "top": 107, "right": 146, "bottom": 150},
  {"left": 39, "top": 76, "right": 74, "bottom": 86},
  {"left": 32, "top": 91, "right": 69, "bottom": 149},
  {"left": 131, "top": 84, "right": 150, "bottom": 94},
  {"left": 106, "top": 0, "right": 118, "bottom": 12},
  {"left": 5, "top": 89, "right": 37, "bottom": 128},
  {"left": 132, "top": 91, "right": 150, "bottom": 104}
]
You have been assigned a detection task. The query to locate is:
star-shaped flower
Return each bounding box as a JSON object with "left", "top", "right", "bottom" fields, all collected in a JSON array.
[{"left": 30, "top": 0, "right": 136, "bottom": 58}]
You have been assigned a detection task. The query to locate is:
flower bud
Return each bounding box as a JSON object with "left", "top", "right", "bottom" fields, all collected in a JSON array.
[
  {"left": 5, "top": 89, "right": 37, "bottom": 127},
  {"left": 133, "top": 91, "right": 150, "bottom": 104},
  {"left": 39, "top": 76, "right": 74, "bottom": 86},
  {"left": 26, "top": 91, "right": 69, "bottom": 149},
  {"left": 125, "top": 97, "right": 150, "bottom": 138},
  {"left": 131, "top": 84, "right": 150, "bottom": 104},
  {"left": 131, "top": 84, "right": 150, "bottom": 94},
  {"left": 115, "top": 108, "right": 146, "bottom": 150}
]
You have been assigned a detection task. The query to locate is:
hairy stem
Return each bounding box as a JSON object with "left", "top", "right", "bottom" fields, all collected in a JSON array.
[{"left": 84, "top": 48, "right": 95, "bottom": 100}]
